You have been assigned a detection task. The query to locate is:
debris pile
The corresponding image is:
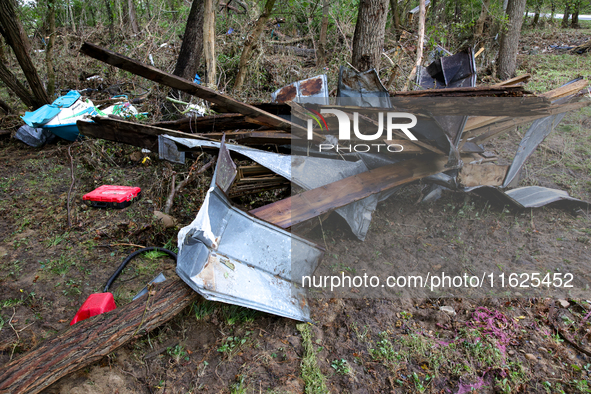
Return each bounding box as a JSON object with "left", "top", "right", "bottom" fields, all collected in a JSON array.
[{"left": 16, "top": 42, "right": 590, "bottom": 322}]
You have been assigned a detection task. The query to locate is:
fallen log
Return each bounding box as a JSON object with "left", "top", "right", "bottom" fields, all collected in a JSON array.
[
  {"left": 270, "top": 45, "right": 316, "bottom": 57},
  {"left": 79, "top": 42, "right": 302, "bottom": 132},
  {"left": 0, "top": 279, "right": 199, "bottom": 394}
]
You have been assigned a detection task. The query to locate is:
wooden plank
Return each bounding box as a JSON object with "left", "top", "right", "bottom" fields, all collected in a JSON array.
[
  {"left": 383, "top": 139, "right": 427, "bottom": 153},
  {"left": 77, "top": 117, "right": 214, "bottom": 151},
  {"left": 250, "top": 155, "right": 448, "bottom": 228},
  {"left": 79, "top": 42, "right": 302, "bottom": 132},
  {"left": 0, "top": 279, "right": 198, "bottom": 394},
  {"left": 493, "top": 73, "right": 531, "bottom": 87},
  {"left": 390, "top": 85, "right": 528, "bottom": 97},
  {"left": 152, "top": 113, "right": 257, "bottom": 133},
  {"left": 458, "top": 164, "right": 509, "bottom": 187}
]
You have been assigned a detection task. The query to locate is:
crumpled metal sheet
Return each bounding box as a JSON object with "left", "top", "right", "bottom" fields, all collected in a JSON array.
[
  {"left": 177, "top": 146, "right": 324, "bottom": 321},
  {"left": 158, "top": 134, "right": 186, "bottom": 164},
  {"left": 272, "top": 74, "right": 328, "bottom": 104},
  {"left": 472, "top": 186, "right": 589, "bottom": 209},
  {"left": 163, "top": 135, "right": 291, "bottom": 180},
  {"left": 213, "top": 135, "right": 237, "bottom": 192},
  {"left": 502, "top": 112, "right": 568, "bottom": 188},
  {"left": 337, "top": 67, "right": 391, "bottom": 108}
]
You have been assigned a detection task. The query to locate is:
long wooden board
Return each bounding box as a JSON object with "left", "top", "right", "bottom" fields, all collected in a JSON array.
[
  {"left": 80, "top": 42, "right": 302, "bottom": 132},
  {"left": 250, "top": 155, "right": 449, "bottom": 228},
  {"left": 153, "top": 113, "right": 258, "bottom": 133}
]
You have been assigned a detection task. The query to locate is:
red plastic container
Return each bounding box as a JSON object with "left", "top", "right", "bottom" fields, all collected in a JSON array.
[
  {"left": 70, "top": 293, "right": 117, "bottom": 325},
  {"left": 83, "top": 185, "right": 141, "bottom": 209}
]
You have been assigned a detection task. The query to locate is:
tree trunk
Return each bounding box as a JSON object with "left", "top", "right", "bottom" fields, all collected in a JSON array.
[
  {"left": 497, "top": 0, "right": 527, "bottom": 80},
  {"left": 561, "top": 5, "right": 570, "bottom": 28},
  {"left": 46, "top": 0, "right": 56, "bottom": 98},
  {"left": 0, "top": 279, "right": 199, "bottom": 394},
  {"left": 0, "top": 97, "right": 13, "bottom": 114},
  {"left": 128, "top": 0, "right": 140, "bottom": 34},
  {"left": 316, "top": 0, "right": 329, "bottom": 66},
  {"left": 404, "top": 0, "right": 425, "bottom": 90},
  {"left": 170, "top": 0, "right": 205, "bottom": 101},
  {"left": 104, "top": 0, "right": 115, "bottom": 36},
  {"left": 571, "top": 0, "right": 580, "bottom": 28},
  {"left": 389, "top": 0, "right": 400, "bottom": 38},
  {"left": 203, "top": 0, "right": 216, "bottom": 86},
  {"left": 233, "top": 0, "right": 275, "bottom": 92},
  {"left": 351, "top": 0, "right": 389, "bottom": 72},
  {"left": 68, "top": 0, "right": 76, "bottom": 33},
  {"left": 0, "top": 62, "right": 36, "bottom": 108},
  {"left": 532, "top": 7, "right": 540, "bottom": 27},
  {"left": 0, "top": 0, "right": 50, "bottom": 106},
  {"left": 474, "top": 0, "right": 491, "bottom": 36}
]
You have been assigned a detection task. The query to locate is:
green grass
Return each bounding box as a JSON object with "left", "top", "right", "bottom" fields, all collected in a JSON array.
[
  {"left": 296, "top": 323, "right": 328, "bottom": 394},
  {"left": 519, "top": 53, "right": 591, "bottom": 94}
]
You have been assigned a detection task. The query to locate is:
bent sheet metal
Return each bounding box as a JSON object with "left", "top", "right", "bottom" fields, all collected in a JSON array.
[{"left": 176, "top": 138, "right": 324, "bottom": 321}]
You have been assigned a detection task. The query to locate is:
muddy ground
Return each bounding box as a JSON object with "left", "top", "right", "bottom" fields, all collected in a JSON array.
[{"left": 1, "top": 27, "right": 591, "bottom": 394}]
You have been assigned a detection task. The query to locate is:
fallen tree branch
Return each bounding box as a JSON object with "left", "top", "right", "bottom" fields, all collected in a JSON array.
[
  {"left": 66, "top": 144, "right": 76, "bottom": 228},
  {"left": 0, "top": 279, "right": 199, "bottom": 394},
  {"left": 164, "top": 154, "right": 215, "bottom": 214}
]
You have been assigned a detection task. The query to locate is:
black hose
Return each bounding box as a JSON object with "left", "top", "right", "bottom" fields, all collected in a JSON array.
[{"left": 104, "top": 247, "right": 177, "bottom": 292}]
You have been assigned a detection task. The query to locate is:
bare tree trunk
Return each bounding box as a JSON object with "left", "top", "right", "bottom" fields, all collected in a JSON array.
[
  {"left": 404, "top": 0, "right": 425, "bottom": 90},
  {"left": 128, "top": 0, "right": 140, "bottom": 34},
  {"left": 561, "top": 4, "right": 570, "bottom": 28},
  {"left": 474, "top": 0, "right": 491, "bottom": 36},
  {"left": 46, "top": 0, "right": 56, "bottom": 98},
  {"left": 532, "top": 6, "right": 540, "bottom": 27},
  {"left": 389, "top": 0, "right": 400, "bottom": 38},
  {"left": 351, "top": 0, "right": 389, "bottom": 72},
  {"left": 68, "top": 0, "right": 77, "bottom": 33},
  {"left": 0, "top": 0, "right": 50, "bottom": 106},
  {"left": 316, "top": 0, "right": 329, "bottom": 66},
  {"left": 170, "top": 0, "right": 205, "bottom": 100},
  {"left": 0, "top": 63, "right": 36, "bottom": 108},
  {"left": 497, "top": 0, "right": 527, "bottom": 80},
  {"left": 104, "top": 0, "right": 114, "bottom": 36},
  {"left": 233, "top": 0, "right": 275, "bottom": 91},
  {"left": 203, "top": 0, "right": 216, "bottom": 86},
  {"left": 571, "top": 0, "right": 580, "bottom": 28}
]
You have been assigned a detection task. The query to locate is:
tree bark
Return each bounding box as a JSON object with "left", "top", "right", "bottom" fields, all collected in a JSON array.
[
  {"left": 233, "top": 0, "right": 276, "bottom": 91},
  {"left": 170, "top": 0, "right": 205, "bottom": 101},
  {"left": 497, "top": 0, "right": 527, "bottom": 80},
  {"left": 474, "top": 0, "right": 491, "bottom": 36},
  {"left": 68, "top": 0, "right": 76, "bottom": 33},
  {"left": 403, "top": 0, "right": 425, "bottom": 90},
  {"left": 316, "top": 0, "right": 329, "bottom": 66},
  {"left": 561, "top": 4, "right": 570, "bottom": 28},
  {"left": 571, "top": 0, "right": 580, "bottom": 28},
  {"left": 46, "top": 0, "right": 56, "bottom": 98},
  {"left": 0, "top": 61, "right": 37, "bottom": 108},
  {"left": 0, "top": 0, "right": 50, "bottom": 106},
  {"left": 389, "top": 0, "right": 400, "bottom": 38},
  {"left": 104, "top": 0, "right": 115, "bottom": 36},
  {"left": 128, "top": 0, "right": 140, "bottom": 34},
  {"left": 0, "top": 279, "right": 199, "bottom": 394},
  {"left": 203, "top": 0, "right": 216, "bottom": 86},
  {"left": 351, "top": 0, "right": 389, "bottom": 72}
]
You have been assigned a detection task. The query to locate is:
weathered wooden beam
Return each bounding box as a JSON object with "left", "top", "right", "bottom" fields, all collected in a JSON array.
[
  {"left": 250, "top": 155, "right": 449, "bottom": 228},
  {"left": 79, "top": 42, "right": 302, "bottom": 132},
  {"left": 0, "top": 279, "right": 198, "bottom": 394},
  {"left": 152, "top": 113, "right": 257, "bottom": 133}
]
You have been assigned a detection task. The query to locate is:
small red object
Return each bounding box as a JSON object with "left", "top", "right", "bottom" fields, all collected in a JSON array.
[
  {"left": 70, "top": 293, "right": 117, "bottom": 325},
  {"left": 83, "top": 185, "right": 141, "bottom": 209}
]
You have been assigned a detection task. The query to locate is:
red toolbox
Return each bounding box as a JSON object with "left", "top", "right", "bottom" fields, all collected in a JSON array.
[{"left": 83, "top": 185, "right": 141, "bottom": 209}]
